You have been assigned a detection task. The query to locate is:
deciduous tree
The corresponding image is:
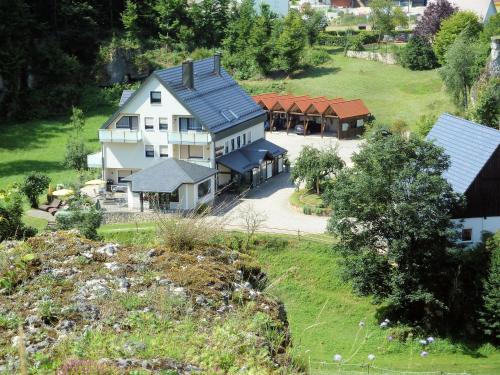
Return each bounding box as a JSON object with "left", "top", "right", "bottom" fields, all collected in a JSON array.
[
  {"left": 414, "top": 0, "right": 456, "bottom": 41},
  {"left": 326, "top": 134, "right": 462, "bottom": 327},
  {"left": 21, "top": 172, "right": 51, "bottom": 208}
]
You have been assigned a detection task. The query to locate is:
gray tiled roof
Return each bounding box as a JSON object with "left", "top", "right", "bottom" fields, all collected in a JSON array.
[
  {"left": 154, "top": 57, "right": 267, "bottom": 135},
  {"left": 426, "top": 113, "right": 500, "bottom": 194},
  {"left": 119, "top": 90, "right": 135, "bottom": 106},
  {"left": 216, "top": 138, "right": 287, "bottom": 174},
  {"left": 122, "top": 159, "right": 217, "bottom": 193}
]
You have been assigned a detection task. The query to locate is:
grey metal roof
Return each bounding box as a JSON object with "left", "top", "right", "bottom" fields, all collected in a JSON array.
[
  {"left": 154, "top": 57, "right": 267, "bottom": 135},
  {"left": 119, "top": 90, "right": 135, "bottom": 106},
  {"left": 216, "top": 138, "right": 287, "bottom": 174},
  {"left": 426, "top": 113, "right": 500, "bottom": 194},
  {"left": 122, "top": 159, "right": 217, "bottom": 193}
]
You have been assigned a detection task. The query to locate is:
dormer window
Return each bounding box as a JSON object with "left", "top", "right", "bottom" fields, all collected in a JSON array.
[{"left": 150, "top": 91, "right": 161, "bottom": 104}]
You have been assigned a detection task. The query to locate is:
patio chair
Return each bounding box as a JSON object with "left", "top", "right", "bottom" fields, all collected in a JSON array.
[{"left": 39, "top": 198, "right": 62, "bottom": 212}]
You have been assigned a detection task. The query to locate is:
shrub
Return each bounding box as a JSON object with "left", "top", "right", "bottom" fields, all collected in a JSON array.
[
  {"left": 55, "top": 196, "right": 103, "bottom": 240},
  {"left": 468, "top": 79, "right": 500, "bottom": 128},
  {"left": 56, "top": 359, "right": 119, "bottom": 375},
  {"left": 399, "top": 36, "right": 438, "bottom": 70},
  {"left": 348, "top": 35, "right": 365, "bottom": 51},
  {"left": 64, "top": 139, "right": 91, "bottom": 171},
  {"left": 414, "top": 113, "right": 438, "bottom": 138},
  {"left": 433, "top": 11, "right": 482, "bottom": 65},
  {"left": 21, "top": 172, "right": 50, "bottom": 208},
  {"left": 391, "top": 119, "right": 409, "bottom": 135},
  {"left": 0, "top": 190, "right": 37, "bottom": 242},
  {"left": 303, "top": 48, "right": 330, "bottom": 66},
  {"left": 303, "top": 206, "right": 312, "bottom": 215}
]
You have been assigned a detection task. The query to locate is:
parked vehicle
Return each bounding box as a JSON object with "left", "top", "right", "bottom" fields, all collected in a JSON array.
[{"left": 295, "top": 122, "right": 321, "bottom": 135}]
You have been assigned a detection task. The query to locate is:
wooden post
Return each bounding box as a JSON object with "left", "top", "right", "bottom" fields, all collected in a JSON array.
[
  {"left": 321, "top": 115, "right": 325, "bottom": 138},
  {"left": 303, "top": 116, "right": 309, "bottom": 137},
  {"left": 269, "top": 110, "right": 273, "bottom": 132},
  {"left": 139, "top": 192, "right": 144, "bottom": 212},
  {"left": 286, "top": 114, "right": 292, "bottom": 134}
]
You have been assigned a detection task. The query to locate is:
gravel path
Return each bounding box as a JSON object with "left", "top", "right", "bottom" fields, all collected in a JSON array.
[{"left": 27, "top": 209, "right": 55, "bottom": 222}]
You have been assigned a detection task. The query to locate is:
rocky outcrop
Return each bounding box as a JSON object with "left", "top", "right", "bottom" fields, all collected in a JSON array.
[
  {"left": 0, "top": 232, "right": 294, "bottom": 374},
  {"left": 346, "top": 50, "right": 397, "bottom": 65},
  {"left": 489, "top": 36, "right": 500, "bottom": 77}
]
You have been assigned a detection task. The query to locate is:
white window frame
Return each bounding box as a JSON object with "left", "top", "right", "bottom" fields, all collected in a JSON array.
[
  {"left": 159, "top": 145, "right": 169, "bottom": 158},
  {"left": 145, "top": 145, "right": 155, "bottom": 158},
  {"left": 144, "top": 117, "right": 155, "bottom": 131},
  {"left": 159, "top": 118, "right": 168, "bottom": 131}
]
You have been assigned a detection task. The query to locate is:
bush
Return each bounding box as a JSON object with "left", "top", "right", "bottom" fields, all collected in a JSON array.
[
  {"left": 303, "top": 206, "right": 312, "bottom": 215},
  {"left": 56, "top": 196, "right": 103, "bottom": 240},
  {"left": 414, "top": 113, "right": 438, "bottom": 138},
  {"left": 468, "top": 79, "right": 500, "bottom": 128},
  {"left": 0, "top": 190, "right": 37, "bottom": 242},
  {"left": 303, "top": 48, "right": 330, "bottom": 66},
  {"left": 21, "top": 172, "right": 50, "bottom": 208},
  {"left": 64, "top": 139, "right": 91, "bottom": 171},
  {"left": 399, "top": 36, "right": 438, "bottom": 70}
]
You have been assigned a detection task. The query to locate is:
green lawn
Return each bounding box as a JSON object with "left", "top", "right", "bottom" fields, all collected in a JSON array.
[
  {"left": 97, "top": 226, "right": 500, "bottom": 375},
  {"left": 0, "top": 106, "right": 113, "bottom": 188},
  {"left": 255, "top": 237, "right": 500, "bottom": 375},
  {"left": 245, "top": 47, "right": 455, "bottom": 128}
]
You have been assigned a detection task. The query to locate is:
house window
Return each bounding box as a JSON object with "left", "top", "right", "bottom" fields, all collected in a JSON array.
[
  {"left": 231, "top": 139, "right": 235, "bottom": 151},
  {"left": 188, "top": 145, "right": 203, "bottom": 159},
  {"left": 145, "top": 117, "right": 154, "bottom": 131},
  {"left": 179, "top": 117, "right": 202, "bottom": 131},
  {"left": 150, "top": 91, "right": 161, "bottom": 104},
  {"left": 342, "top": 123, "right": 349, "bottom": 131},
  {"left": 247, "top": 131, "right": 251, "bottom": 143},
  {"left": 225, "top": 141, "right": 229, "bottom": 154},
  {"left": 243, "top": 133, "right": 246, "bottom": 145},
  {"left": 461, "top": 228, "right": 472, "bottom": 242},
  {"left": 159, "top": 118, "right": 168, "bottom": 131},
  {"left": 116, "top": 115, "right": 138, "bottom": 129},
  {"left": 159, "top": 146, "right": 168, "bottom": 157},
  {"left": 170, "top": 188, "right": 179, "bottom": 202},
  {"left": 198, "top": 179, "right": 211, "bottom": 198},
  {"left": 145, "top": 145, "right": 155, "bottom": 158},
  {"left": 356, "top": 119, "right": 364, "bottom": 128},
  {"left": 237, "top": 136, "right": 241, "bottom": 148}
]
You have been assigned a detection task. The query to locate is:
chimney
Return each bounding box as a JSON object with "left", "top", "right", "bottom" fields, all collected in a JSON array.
[
  {"left": 213, "top": 52, "right": 222, "bottom": 75},
  {"left": 182, "top": 59, "right": 194, "bottom": 89}
]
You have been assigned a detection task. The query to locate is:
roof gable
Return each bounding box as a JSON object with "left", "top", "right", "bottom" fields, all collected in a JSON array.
[
  {"left": 154, "top": 58, "right": 266, "bottom": 134},
  {"left": 426, "top": 113, "right": 500, "bottom": 194}
]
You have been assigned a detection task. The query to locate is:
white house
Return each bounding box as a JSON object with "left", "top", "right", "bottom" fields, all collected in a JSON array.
[
  {"left": 449, "top": 0, "right": 497, "bottom": 23},
  {"left": 88, "top": 53, "right": 287, "bottom": 211},
  {"left": 427, "top": 114, "right": 500, "bottom": 244}
]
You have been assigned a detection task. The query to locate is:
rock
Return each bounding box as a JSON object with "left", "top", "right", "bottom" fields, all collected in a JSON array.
[
  {"left": 123, "top": 341, "right": 146, "bottom": 355},
  {"left": 77, "top": 279, "right": 111, "bottom": 300},
  {"left": 196, "top": 255, "right": 205, "bottom": 262},
  {"left": 104, "top": 262, "right": 121, "bottom": 272},
  {"left": 96, "top": 244, "right": 119, "bottom": 257},
  {"left": 57, "top": 320, "right": 75, "bottom": 332},
  {"left": 11, "top": 336, "right": 20, "bottom": 348},
  {"left": 117, "top": 278, "right": 131, "bottom": 292},
  {"left": 170, "top": 286, "right": 187, "bottom": 298},
  {"left": 75, "top": 303, "right": 101, "bottom": 320},
  {"left": 147, "top": 249, "right": 157, "bottom": 257}
]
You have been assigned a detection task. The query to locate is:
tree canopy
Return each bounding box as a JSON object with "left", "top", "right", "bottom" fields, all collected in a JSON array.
[
  {"left": 326, "top": 133, "right": 463, "bottom": 328},
  {"left": 291, "top": 146, "right": 344, "bottom": 195},
  {"left": 413, "top": 0, "right": 456, "bottom": 41}
]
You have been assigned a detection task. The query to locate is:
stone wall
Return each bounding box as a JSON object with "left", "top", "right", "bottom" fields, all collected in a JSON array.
[
  {"left": 346, "top": 50, "right": 397, "bottom": 65},
  {"left": 489, "top": 36, "right": 500, "bottom": 77},
  {"left": 102, "top": 211, "right": 169, "bottom": 225}
]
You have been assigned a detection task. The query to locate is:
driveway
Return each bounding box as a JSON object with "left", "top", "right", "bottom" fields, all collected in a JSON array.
[
  {"left": 265, "top": 131, "right": 362, "bottom": 166},
  {"left": 222, "top": 133, "right": 361, "bottom": 235}
]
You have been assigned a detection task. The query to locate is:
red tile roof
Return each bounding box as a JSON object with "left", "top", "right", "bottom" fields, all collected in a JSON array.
[{"left": 251, "top": 93, "right": 370, "bottom": 120}]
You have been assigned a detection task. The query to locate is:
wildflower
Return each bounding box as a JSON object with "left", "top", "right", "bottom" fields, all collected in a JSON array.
[
  {"left": 368, "top": 354, "right": 375, "bottom": 361},
  {"left": 380, "top": 321, "right": 388, "bottom": 329},
  {"left": 419, "top": 339, "right": 428, "bottom": 345},
  {"left": 333, "top": 354, "right": 342, "bottom": 362},
  {"left": 384, "top": 318, "right": 390, "bottom": 323},
  {"left": 420, "top": 351, "right": 429, "bottom": 357},
  {"left": 427, "top": 337, "right": 434, "bottom": 343},
  {"left": 387, "top": 335, "right": 394, "bottom": 341},
  {"left": 359, "top": 320, "right": 365, "bottom": 327}
]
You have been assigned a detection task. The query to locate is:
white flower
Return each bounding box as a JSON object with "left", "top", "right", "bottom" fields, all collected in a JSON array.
[
  {"left": 368, "top": 354, "right": 375, "bottom": 361},
  {"left": 384, "top": 318, "right": 390, "bottom": 323},
  {"left": 380, "top": 321, "right": 388, "bottom": 328},
  {"left": 419, "top": 339, "right": 428, "bottom": 345},
  {"left": 427, "top": 336, "right": 434, "bottom": 343},
  {"left": 359, "top": 320, "right": 365, "bottom": 327},
  {"left": 420, "top": 351, "right": 429, "bottom": 357},
  {"left": 333, "top": 354, "right": 342, "bottom": 362}
]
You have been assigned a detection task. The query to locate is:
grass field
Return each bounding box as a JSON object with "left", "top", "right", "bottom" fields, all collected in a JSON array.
[
  {"left": 0, "top": 106, "right": 113, "bottom": 188},
  {"left": 245, "top": 47, "right": 455, "bottom": 128},
  {"left": 98, "top": 227, "right": 500, "bottom": 375}
]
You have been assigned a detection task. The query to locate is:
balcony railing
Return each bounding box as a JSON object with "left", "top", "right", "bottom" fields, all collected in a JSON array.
[
  {"left": 87, "top": 152, "right": 102, "bottom": 169},
  {"left": 167, "top": 131, "right": 211, "bottom": 145},
  {"left": 99, "top": 129, "right": 142, "bottom": 143},
  {"left": 181, "top": 158, "right": 212, "bottom": 168}
]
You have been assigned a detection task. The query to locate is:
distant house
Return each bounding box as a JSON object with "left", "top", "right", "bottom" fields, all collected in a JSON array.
[
  {"left": 449, "top": 0, "right": 497, "bottom": 23},
  {"left": 88, "top": 53, "right": 287, "bottom": 211},
  {"left": 427, "top": 114, "right": 500, "bottom": 244}
]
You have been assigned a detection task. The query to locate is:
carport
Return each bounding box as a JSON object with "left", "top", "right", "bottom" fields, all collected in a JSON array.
[{"left": 253, "top": 93, "right": 371, "bottom": 139}]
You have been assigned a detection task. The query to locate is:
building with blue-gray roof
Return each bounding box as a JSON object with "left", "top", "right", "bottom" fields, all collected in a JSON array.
[
  {"left": 88, "top": 53, "right": 287, "bottom": 211},
  {"left": 427, "top": 113, "right": 500, "bottom": 243}
]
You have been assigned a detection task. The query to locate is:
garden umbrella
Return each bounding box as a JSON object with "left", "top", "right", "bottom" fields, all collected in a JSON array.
[{"left": 52, "top": 189, "right": 74, "bottom": 197}]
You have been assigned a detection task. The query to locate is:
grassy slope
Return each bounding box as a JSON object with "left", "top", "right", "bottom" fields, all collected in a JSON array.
[
  {"left": 98, "top": 227, "right": 500, "bottom": 375},
  {"left": 255, "top": 237, "right": 500, "bottom": 375},
  {"left": 245, "top": 47, "right": 455, "bottom": 128},
  {"left": 0, "top": 106, "right": 113, "bottom": 188}
]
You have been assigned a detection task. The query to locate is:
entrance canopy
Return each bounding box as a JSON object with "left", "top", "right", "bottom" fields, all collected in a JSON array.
[
  {"left": 216, "top": 138, "right": 286, "bottom": 174},
  {"left": 122, "top": 158, "right": 218, "bottom": 193}
]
